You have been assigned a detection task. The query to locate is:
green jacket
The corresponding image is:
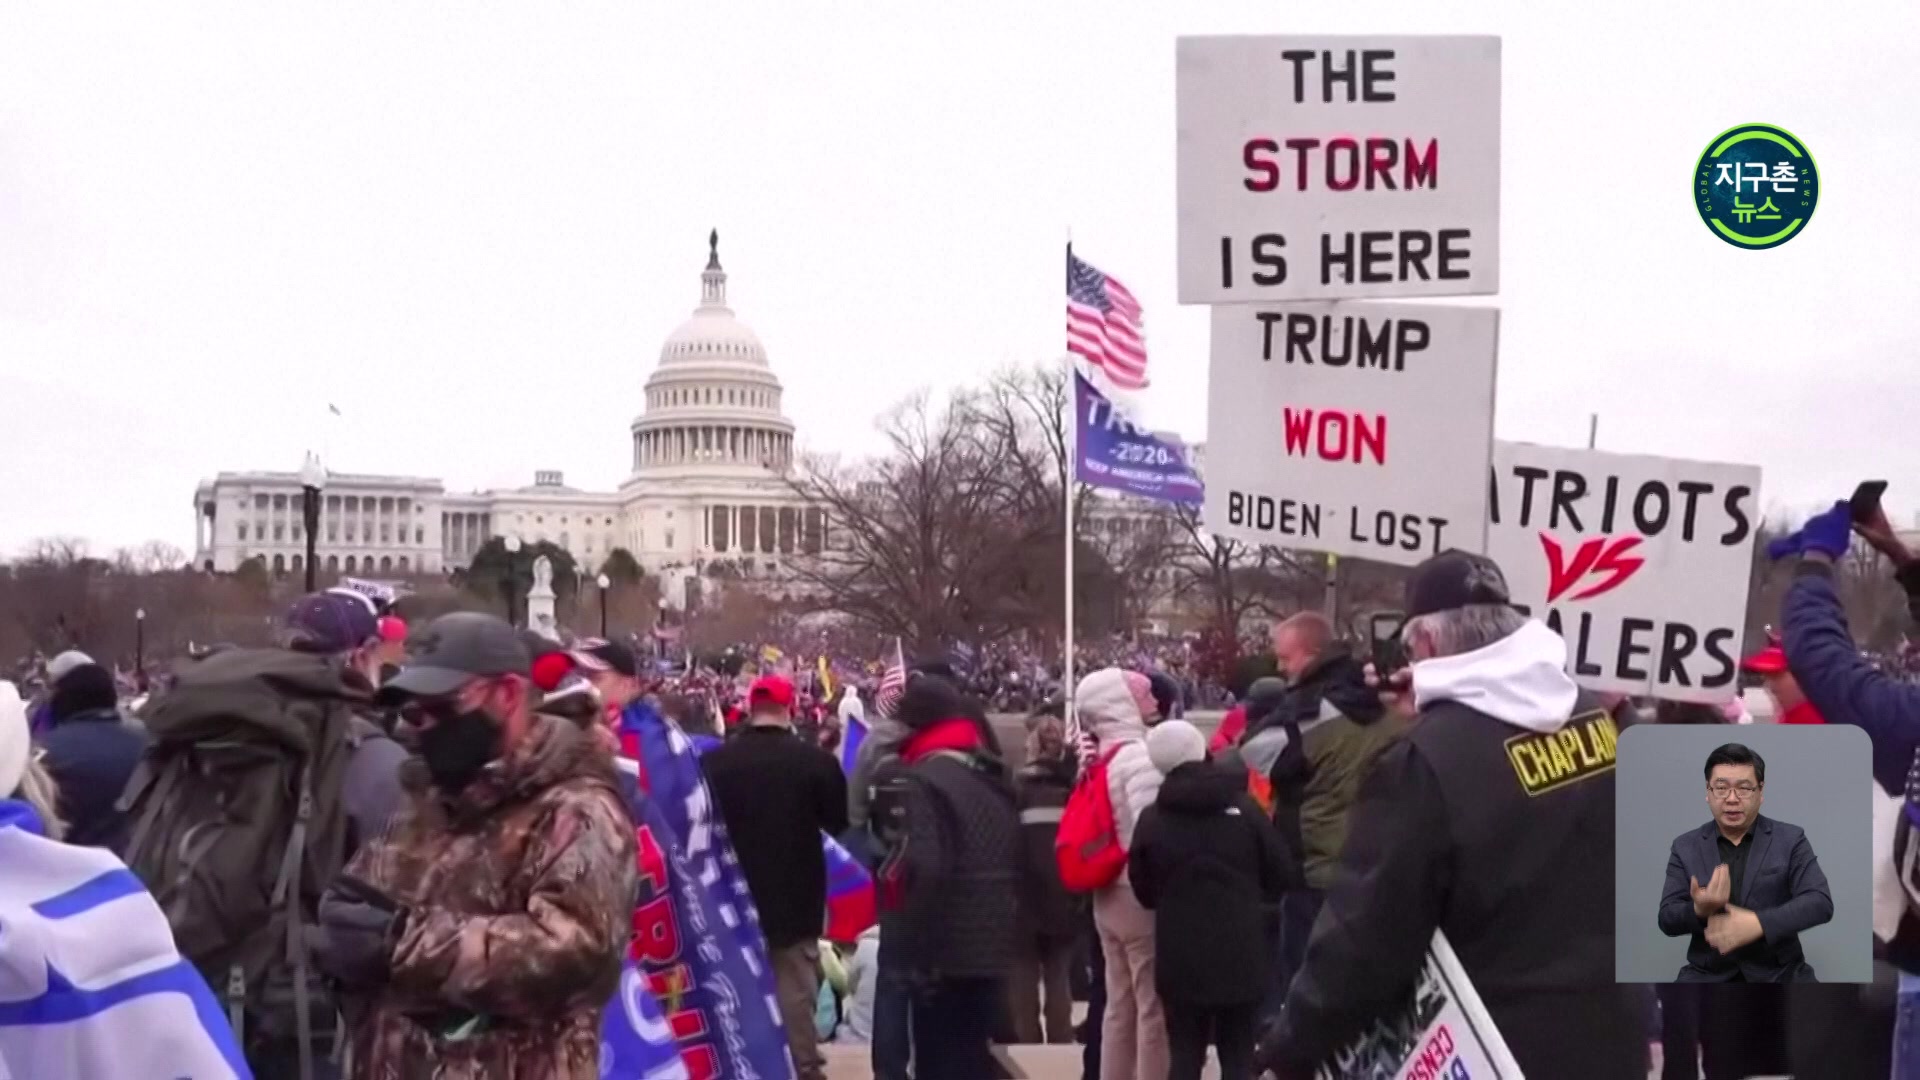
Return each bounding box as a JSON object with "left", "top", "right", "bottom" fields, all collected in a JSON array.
[{"left": 1242, "top": 646, "right": 1406, "bottom": 889}]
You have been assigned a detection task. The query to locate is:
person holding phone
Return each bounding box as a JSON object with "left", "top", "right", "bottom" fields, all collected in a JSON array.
[{"left": 1254, "top": 550, "right": 1646, "bottom": 1080}]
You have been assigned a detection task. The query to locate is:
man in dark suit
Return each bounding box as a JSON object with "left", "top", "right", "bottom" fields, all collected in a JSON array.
[{"left": 1659, "top": 742, "right": 1834, "bottom": 982}]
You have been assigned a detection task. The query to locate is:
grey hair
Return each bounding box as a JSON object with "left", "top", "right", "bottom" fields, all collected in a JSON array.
[
  {"left": 1404, "top": 604, "right": 1529, "bottom": 660},
  {"left": 16, "top": 752, "right": 66, "bottom": 841}
]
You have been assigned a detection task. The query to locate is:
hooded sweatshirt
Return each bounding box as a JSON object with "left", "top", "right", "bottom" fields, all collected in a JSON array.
[
  {"left": 1411, "top": 619, "right": 1580, "bottom": 733},
  {"left": 1074, "top": 668, "right": 1161, "bottom": 851}
]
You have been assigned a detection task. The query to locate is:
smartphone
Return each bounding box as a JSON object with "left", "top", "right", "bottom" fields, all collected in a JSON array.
[
  {"left": 1368, "top": 611, "right": 1408, "bottom": 674},
  {"left": 1851, "top": 480, "right": 1889, "bottom": 524}
]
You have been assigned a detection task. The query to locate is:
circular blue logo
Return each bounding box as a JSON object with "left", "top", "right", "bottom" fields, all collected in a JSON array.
[{"left": 1695, "top": 124, "right": 1819, "bottom": 249}]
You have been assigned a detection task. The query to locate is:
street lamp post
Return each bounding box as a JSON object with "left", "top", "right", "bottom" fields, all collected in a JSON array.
[
  {"left": 503, "top": 536, "right": 523, "bottom": 627},
  {"left": 134, "top": 608, "right": 146, "bottom": 674},
  {"left": 596, "top": 573, "right": 611, "bottom": 637},
  {"left": 299, "top": 453, "right": 327, "bottom": 593}
]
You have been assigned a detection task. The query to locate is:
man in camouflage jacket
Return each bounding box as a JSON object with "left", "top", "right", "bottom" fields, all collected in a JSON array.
[{"left": 311, "top": 613, "right": 638, "bottom": 1080}]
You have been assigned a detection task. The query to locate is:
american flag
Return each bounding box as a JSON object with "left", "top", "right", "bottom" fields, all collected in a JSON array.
[
  {"left": 1067, "top": 247, "right": 1149, "bottom": 391},
  {"left": 874, "top": 637, "right": 907, "bottom": 718}
]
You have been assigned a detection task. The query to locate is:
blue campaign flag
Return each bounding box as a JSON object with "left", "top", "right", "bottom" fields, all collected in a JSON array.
[
  {"left": 1073, "top": 371, "right": 1203, "bottom": 506},
  {"left": 839, "top": 715, "right": 868, "bottom": 776},
  {"left": 600, "top": 964, "right": 691, "bottom": 1079}
]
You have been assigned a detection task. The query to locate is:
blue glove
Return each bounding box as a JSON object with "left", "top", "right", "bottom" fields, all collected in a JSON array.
[
  {"left": 1801, "top": 500, "right": 1854, "bottom": 558},
  {"left": 1767, "top": 500, "right": 1852, "bottom": 561}
]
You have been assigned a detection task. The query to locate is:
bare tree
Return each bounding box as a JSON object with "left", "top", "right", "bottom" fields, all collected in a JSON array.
[
  {"left": 120, "top": 540, "right": 187, "bottom": 575},
  {"left": 1165, "top": 505, "right": 1319, "bottom": 635},
  {"left": 786, "top": 387, "right": 1056, "bottom": 653}
]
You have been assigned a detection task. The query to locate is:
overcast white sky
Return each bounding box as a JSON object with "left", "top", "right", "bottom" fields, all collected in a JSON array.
[{"left": 3, "top": 1, "right": 1917, "bottom": 557}]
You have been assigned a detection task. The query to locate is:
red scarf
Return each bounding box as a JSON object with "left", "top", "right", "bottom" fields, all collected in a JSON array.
[{"left": 901, "top": 718, "right": 981, "bottom": 764}]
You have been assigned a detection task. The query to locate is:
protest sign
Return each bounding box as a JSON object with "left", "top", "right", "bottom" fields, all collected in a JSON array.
[
  {"left": 1487, "top": 443, "right": 1761, "bottom": 702},
  {"left": 1074, "top": 370, "right": 1204, "bottom": 506},
  {"left": 1176, "top": 35, "right": 1501, "bottom": 304},
  {"left": 1203, "top": 301, "right": 1498, "bottom": 566},
  {"left": 1317, "top": 931, "right": 1522, "bottom": 1080},
  {"left": 337, "top": 577, "right": 404, "bottom": 606}
]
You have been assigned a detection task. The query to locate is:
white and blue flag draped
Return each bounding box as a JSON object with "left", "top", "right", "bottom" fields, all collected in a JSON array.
[{"left": 0, "top": 799, "right": 250, "bottom": 1080}]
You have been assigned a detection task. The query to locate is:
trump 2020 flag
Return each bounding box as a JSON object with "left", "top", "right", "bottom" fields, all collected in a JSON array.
[
  {"left": 0, "top": 800, "right": 250, "bottom": 1080},
  {"left": 600, "top": 963, "right": 691, "bottom": 1080},
  {"left": 1073, "top": 369, "right": 1202, "bottom": 507},
  {"left": 823, "top": 833, "right": 876, "bottom": 944},
  {"left": 613, "top": 754, "right": 793, "bottom": 1079}
]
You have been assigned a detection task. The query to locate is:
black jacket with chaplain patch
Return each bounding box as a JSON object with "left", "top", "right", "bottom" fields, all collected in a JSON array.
[{"left": 1262, "top": 682, "right": 1647, "bottom": 1080}]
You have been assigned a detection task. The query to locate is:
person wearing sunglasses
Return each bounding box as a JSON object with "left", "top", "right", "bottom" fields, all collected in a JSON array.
[{"left": 311, "top": 611, "right": 638, "bottom": 1080}]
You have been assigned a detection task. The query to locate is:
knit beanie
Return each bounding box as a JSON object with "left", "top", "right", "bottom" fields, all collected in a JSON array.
[
  {"left": 1146, "top": 720, "right": 1207, "bottom": 776},
  {"left": 49, "top": 663, "right": 118, "bottom": 722},
  {"left": 46, "top": 650, "right": 93, "bottom": 684},
  {"left": 1147, "top": 671, "right": 1180, "bottom": 721},
  {"left": 0, "top": 681, "right": 28, "bottom": 798}
]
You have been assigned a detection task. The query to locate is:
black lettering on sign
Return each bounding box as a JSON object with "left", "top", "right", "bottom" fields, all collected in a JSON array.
[
  {"left": 1225, "top": 490, "right": 1323, "bottom": 539},
  {"left": 1505, "top": 710, "right": 1617, "bottom": 797},
  {"left": 1497, "top": 467, "right": 1759, "bottom": 548},
  {"left": 1256, "top": 311, "right": 1429, "bottom": 371},
  {"left": 1280, "top": 48, "right": 1397, "bottom": 104}
]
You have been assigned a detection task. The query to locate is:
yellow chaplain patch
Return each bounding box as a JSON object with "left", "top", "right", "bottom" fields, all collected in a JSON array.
[{"left": 1504, "top": 710, "right": 1617, "bottom": 797}]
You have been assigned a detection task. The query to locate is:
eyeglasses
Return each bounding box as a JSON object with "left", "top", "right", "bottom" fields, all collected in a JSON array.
[{"left": 1708, "top": 782, "right": 1761, "bottom": 801}]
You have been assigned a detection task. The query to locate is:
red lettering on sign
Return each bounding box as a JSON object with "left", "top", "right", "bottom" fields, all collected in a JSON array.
[
  {"left": 1283, "top": 408, "right": 1386, "bottom": 465},
  {"left": 682, "top": 1047, "right": 720, "bottom": 1080},
  {"left": 1541, "top": 533, "right": 1646, "bottom": 603},
  {"left": 1241, "top": 136, "right": 1440, "bottom": 192},
  {"left": 632, "top": 894, "right": 682, "bottom": 964},
  {"left": 635, "top": 823, "right": 669, "bottom": 893}
]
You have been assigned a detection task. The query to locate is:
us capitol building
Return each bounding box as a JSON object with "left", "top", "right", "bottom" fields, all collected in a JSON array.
[{"left": 190, "top": 233, "right": 824, "bottom": 606}]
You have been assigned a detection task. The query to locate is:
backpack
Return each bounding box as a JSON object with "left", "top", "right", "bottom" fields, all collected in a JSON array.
[
  {"left": 1055, "top": 745, "right": 1128, "bottom": 893},
  {"left": 117, "top": 648, "right": 362, "bottom": 1080}
]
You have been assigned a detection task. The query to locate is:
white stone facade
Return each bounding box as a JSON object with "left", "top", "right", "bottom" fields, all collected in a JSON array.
[{"left": 191, "top": 233, "right": 821, "bottom": 596}]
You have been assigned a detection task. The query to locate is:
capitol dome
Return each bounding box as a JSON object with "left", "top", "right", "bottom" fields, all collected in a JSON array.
[
  {"left": 630, "top": 231, "right": 796, "bottom": 477},
  {"left": 656, "top": 232, "right": 770, "bottom": 368}
]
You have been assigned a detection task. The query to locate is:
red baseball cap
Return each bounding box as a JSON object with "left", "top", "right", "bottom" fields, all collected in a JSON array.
[
  {"left": 748, "top": 675, "right": 794, "bottom": 708},
  {"left": 1741, "top": 645, "right": 1789, "bottom": 675}
]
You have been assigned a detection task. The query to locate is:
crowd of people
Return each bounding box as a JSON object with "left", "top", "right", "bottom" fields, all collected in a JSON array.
[{"left": 12, "top": 493, "right": 1920, "bottom": 1078}]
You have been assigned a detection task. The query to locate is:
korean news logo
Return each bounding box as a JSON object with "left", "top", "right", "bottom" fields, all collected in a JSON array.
[{"left": 1695, "top": 124, "right": 1819, "bottom": 250}]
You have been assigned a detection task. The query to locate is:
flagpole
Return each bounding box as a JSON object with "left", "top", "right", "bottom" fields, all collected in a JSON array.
[{"left": 1063, "top": 237, "right": 1077, "bottom": 726}]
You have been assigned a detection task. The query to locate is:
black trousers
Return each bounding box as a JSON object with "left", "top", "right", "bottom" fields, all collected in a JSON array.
[
  {"left": 1659, "top": 982, "right": 1788, "bottom": 1080},
  {"left": 1164, "top": 1000, "right": 1257, "bottom": 1080},
  {"left": 910, "top": 976, "right": 1004, "bottom": 1080}
]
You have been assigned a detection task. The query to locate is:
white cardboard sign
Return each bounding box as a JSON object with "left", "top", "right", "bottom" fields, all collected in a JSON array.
[
  {"left": 1176, "top": 35, "right": 1501, "bottom": 304},
  {"left": 1487, "top": 442, "right": 1762, "bottom": 703},
  {"left": 1316, "top": 931, "right": 1523, "bottom": 1080},
  {"left": 1203, "top": 301, "right": 1498, "bottom": 567}
]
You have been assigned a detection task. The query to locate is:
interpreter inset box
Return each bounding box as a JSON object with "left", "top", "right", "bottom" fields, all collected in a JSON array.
[{"left": 1614, "top": 724, "right": 1872, "bottom": 983}]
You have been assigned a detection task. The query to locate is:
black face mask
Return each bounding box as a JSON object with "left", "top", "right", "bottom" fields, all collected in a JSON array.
[{"left": 415, "top": 706, "right": 503, "bottom": 793}]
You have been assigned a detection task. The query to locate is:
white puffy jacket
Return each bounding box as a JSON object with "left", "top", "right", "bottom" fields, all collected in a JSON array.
[{"left": 1076, "top": 667, "right": 1161, "bottom": 851}]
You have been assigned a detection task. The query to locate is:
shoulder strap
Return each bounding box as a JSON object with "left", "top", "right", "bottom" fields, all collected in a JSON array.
[
  {"left": 272, "top": 762, "right": 317, "bottom": 1080},
  {"left": 121, "top": 757, "right": 183, "bottom": 862}
]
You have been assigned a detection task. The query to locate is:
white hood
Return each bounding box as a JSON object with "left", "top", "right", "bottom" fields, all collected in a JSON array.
[
  {"left": 838, "top": 690, "right": 865, "bottom": 726},
  {"left": 1412, "top": 619, "right": 1580, "bottom": 734}
]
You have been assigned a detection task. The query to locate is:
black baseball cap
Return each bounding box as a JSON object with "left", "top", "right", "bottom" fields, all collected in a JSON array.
[
  {"left": 1405, "top": 550, "right": 1514, "bottom": 619},
  {"left": 379, "top": 612, "right": 533, "bottom": 701},
  {"left": 569, "top": 637, "right": 641, "bottom": 680}
]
